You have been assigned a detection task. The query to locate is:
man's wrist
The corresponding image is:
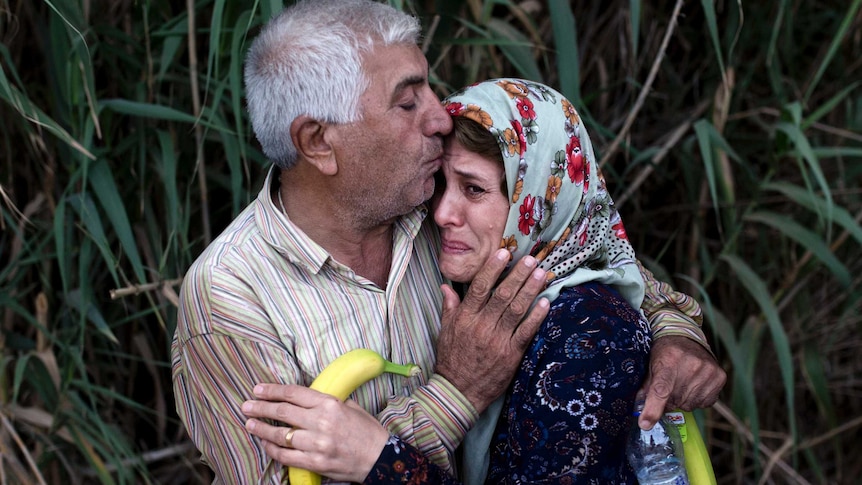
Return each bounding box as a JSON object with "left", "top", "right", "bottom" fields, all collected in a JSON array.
[
  {"left": 651, "top": 333, "right": 716, "bottom": 361},
  {"left": 420, "top": 374, "right": 480, "bottom": 440},
  {"left": 650, "top": 311, "right": 714, "bottom": 357}
]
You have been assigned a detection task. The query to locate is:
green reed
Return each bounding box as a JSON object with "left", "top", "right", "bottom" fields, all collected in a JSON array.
[{"left": 1, "top": 0, "right": 860, "bottom": 483}]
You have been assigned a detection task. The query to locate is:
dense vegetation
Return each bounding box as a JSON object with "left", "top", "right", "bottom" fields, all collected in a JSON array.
[{"left": 1, "top": 0, "right": 860, "bottom": 483}]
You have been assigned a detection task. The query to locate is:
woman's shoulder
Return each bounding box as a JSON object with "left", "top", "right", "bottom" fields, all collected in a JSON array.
[
  {"left": 551, "top": 282, "right": 641, "bottom": 323},
  {"left": 557, "top": 281, "right": 624, "bottom": 301}
]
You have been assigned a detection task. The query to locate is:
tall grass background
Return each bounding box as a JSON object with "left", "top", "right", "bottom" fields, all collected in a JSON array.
[{"left": 1, "top": 0, "right": 860, "bottom": 483}]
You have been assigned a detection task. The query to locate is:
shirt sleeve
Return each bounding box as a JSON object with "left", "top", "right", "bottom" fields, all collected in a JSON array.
[
  {"left": 364, "top": 435, "right": 464, "bottom": 485},
  {"left": 376, "top": 374, "right": 479, "bottom": 475},
  {"left": 172, "top": 261, "right": 296, "bottom": 484},
  {"left": 638, "top": 260, "right": 714, "bottom": 355}
]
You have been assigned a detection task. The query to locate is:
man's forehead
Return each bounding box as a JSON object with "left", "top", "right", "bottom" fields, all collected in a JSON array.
[{"left": 363, "top": 43, "right": 428, "bottom": 91}]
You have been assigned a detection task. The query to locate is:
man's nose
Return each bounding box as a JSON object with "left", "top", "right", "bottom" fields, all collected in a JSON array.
[{"left": 424, "top": 94, "right": 453, "bottom": 137}]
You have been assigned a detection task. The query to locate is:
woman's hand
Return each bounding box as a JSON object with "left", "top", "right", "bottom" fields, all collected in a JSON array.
[{"left": 242, "top": 383, "right": 389, "bottom": 483}]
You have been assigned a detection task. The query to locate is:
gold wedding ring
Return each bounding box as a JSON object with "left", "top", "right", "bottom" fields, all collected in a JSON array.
[{"left": 284, "top": 427, "right": 296, "bottom": 448}]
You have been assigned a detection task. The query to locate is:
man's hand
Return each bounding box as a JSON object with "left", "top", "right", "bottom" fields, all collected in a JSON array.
[
  {"left": 638, "top": 335, "right": 726, "bottom": 429},
  {"left": 242, "top": 384, "right": 389, "bottom": 483},
  {"left": 434, "top": 249, "right": 550, "bottom": 413}
]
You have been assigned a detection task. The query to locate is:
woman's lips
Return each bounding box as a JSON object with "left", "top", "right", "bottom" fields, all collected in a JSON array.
[{"left": 440, "top": 238, "right": 471, "bottom": 253}]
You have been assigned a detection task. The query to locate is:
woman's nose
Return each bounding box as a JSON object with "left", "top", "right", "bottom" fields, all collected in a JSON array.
[{"left": 433, "top": 190, "right": 461, "bottom": 227}]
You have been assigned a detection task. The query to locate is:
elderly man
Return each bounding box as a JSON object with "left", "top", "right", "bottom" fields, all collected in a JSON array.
[{"left": 171, "top": 0, "right": 725, "bottom": 483}]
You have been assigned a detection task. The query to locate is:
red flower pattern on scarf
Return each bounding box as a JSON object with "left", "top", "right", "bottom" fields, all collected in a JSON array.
[
  {"left": 613, "top": 220, "right": 627, "bottom": 240},
  {"left": 566, "top": 136, "right": 584, "bottom": 184},
  {"left": 512, "top": 120, "right": 527, "bottom": 155},
  {"left": 445, "top": 102, "right": 464, "bottom": 116},
  {"left": 579, "top": 228, "right": 589, "bottom": 245},
  {"left": 518, "top": 195, "right": 537, "bottom": 235},
  {"left": 517, "top": 97, "right": 536, "bottom": 120}
]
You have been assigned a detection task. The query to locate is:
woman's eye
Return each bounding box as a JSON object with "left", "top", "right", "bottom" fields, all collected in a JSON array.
[{"left": 466, "top": 184, "right": 485, "bottom": 196}]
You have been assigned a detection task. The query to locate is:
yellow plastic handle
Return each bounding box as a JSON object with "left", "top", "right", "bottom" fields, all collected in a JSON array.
[{"left": 664, "top": 410, "right": 717, "bottom": 485}]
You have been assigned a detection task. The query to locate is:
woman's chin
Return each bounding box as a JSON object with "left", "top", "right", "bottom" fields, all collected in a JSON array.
[
  {"left": 439, "top": 261, "right": 478, "bottom": 284},
  {"left": 447, "top": 275, "right": 473, "bottom": 284}
]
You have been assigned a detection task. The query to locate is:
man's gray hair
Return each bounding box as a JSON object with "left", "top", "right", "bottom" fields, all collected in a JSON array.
[{"left": 244, "top": 0, "right": 421, "bottom": 169}]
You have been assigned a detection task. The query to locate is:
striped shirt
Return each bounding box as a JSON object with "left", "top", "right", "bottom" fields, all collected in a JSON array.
[
  {"left": 171, "top": 169, "right": 709, "bottom": 484},
  {"left": 639, "top": 262, "right": 710, "bottom": 352}
]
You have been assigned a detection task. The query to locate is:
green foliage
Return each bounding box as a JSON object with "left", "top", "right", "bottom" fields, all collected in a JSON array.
[{"left": 1, "top": 0, "right": 860, "bottom": 483}]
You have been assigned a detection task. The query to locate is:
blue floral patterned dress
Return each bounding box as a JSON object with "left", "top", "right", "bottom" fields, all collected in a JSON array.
[
  {"left": 364, "top": 281, "right": 651, "bottom": 484},
  {"left": 486, "top": 282, "right": 650, "bottom": 484}
]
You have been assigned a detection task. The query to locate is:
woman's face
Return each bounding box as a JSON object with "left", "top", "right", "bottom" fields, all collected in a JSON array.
[{"left": 432, "top": 139, "right": 509, "bottom": 283}]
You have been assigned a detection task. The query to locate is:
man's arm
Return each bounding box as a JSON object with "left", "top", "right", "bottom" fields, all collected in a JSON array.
[
  {"left": 175, "top": 263, "right": 468, "bottom": 481},
  {"left": 178, "top": 249, "right": 548, "bottom": 481},
  {"left": 173, "top": 278, "right": 296, "bottom": 483},
  {"left": 240, "top": 250, "right": 549, "bottom": 479},
  {"left": 639, "top": 261, "right": 710, "bottom": 349},
  {"left": 376, "top": 250, "right": 548, "bottom": 470},
  {"left": 637, "top": 261, "right": 727, "bottom": 429}
]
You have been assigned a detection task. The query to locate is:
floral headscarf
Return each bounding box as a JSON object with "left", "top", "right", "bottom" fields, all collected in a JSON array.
[
  {"left": 445, "top": 80, "right": 648, "bottom": 485},
  {"left": 443, "top": 78, "right": 644, "bottom": 309}
]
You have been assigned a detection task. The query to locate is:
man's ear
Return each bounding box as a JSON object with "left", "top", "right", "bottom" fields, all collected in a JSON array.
[{"left": 290, "top": 115, "right": 338, "bottom": 176}]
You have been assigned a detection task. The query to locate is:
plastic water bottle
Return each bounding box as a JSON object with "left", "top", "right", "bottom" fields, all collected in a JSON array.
[{"left": 626, "top": 401, "right": 690, "bottom": 485}]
